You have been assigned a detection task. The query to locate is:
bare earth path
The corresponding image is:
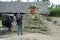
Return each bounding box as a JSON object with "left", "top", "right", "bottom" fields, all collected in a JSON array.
[{"left": 0, "top": 32, "right": 55, "bottom": 40}]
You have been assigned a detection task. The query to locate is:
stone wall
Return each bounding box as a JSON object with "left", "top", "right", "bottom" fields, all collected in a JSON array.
[{"left": 23, "top": 14, "right": 49, "bottom": 34}]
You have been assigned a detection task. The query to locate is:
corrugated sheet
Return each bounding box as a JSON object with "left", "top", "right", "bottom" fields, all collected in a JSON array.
[{"left": 0, "top": 1, "right": 49, "bottom": 14}]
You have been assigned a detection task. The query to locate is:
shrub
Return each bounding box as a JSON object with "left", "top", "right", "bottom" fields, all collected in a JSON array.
[{"left": 49, "top": 7, "right": 60, "bottom": 17}]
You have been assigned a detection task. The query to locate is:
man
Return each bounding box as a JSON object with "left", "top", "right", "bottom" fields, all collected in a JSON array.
[{"left": 16, "top": 13, "right": 23, "bottom": 35}]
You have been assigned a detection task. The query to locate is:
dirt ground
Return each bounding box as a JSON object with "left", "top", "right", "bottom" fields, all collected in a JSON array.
[
  {"left": 0, "top": 32, "right": 55, "bottom": 40},
  {"left": 0, "top": 16, "right": 60, "bottom": 40}
]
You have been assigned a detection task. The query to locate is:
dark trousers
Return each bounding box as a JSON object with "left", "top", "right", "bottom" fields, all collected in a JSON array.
[{"left": 17, "top": 23, "right": 22, "bottom": 35}]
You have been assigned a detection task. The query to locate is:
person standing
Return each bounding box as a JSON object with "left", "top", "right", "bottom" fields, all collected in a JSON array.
[{"left": 16, "top": 12, "right": 23, "bottom": 35}]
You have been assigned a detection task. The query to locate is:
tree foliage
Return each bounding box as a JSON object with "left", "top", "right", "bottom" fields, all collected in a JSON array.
[{"left": 49, "top": 7, "right": 60, "bottom": 17}]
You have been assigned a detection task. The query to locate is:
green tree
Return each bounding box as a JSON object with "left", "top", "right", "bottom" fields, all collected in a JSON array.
[
  {"left": 37, "top": 0, "right": 39, "bottom": 2},
  {"left": 17, "top": 0, "right": 19, "bottom": 2},
  {"left": 16, "top": 0, "right": 21, "bottom": 2},
  {"left": 49, "top": 7, "right": 60, "bottom": 17},
  {"left": 43, "top": 0, "right": 49, "bottom": 2}
]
